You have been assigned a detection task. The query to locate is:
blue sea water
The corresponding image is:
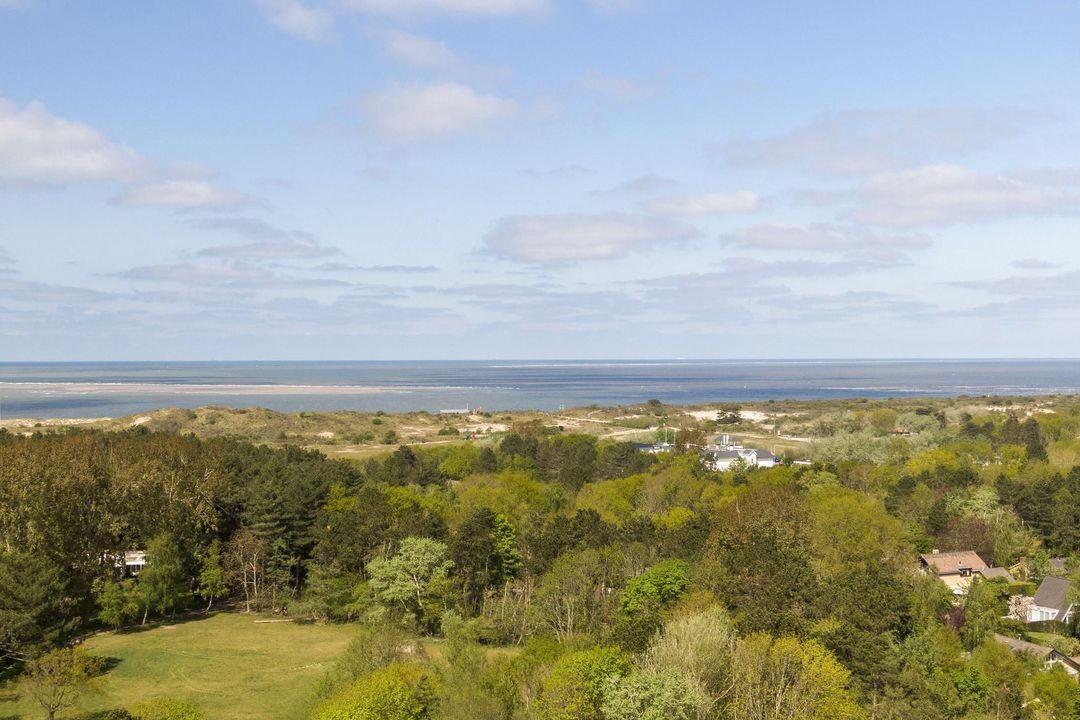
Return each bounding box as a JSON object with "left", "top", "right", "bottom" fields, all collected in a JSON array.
[{"left": 0, "top": 360, "right": 1078, "bottom": 419}]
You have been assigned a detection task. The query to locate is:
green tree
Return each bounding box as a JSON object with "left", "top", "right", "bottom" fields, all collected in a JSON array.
[
  {"left": 0, "top": 551, "right": 79, "bottom": 673},
  {"left": 536, "top": 646, "right": 630, "bottom": 720},
  {"left": 706, "top": 484, "right": 817, "bottom": 634},
  {"left": 94, "top": 578, "right": 140, "bottom": 630},
  {"left": 961, "top": 578, "right": 1003, "bottom": 651},
  {"left": 314, "top": 624, "right": 420, "bottom": 701},
  {"left": 310, "top": 663, "right": 440, "bottom": 720},
  {"left": 727, "top": 634, "right": 866, "bottom": 720},
  {"left": 601, "top": 669, "right": 710, "bottom": 720},
  {"left": 450, "top": 509, "right": 522, "bottom": 613},
  {"left": 642, "top": 606, "right": 736, "bottom": 707},
  {"left": 620, "top": 559, "right": 690, "bottom": 615},
  {"left": 136, "top": 534, "right": 189, "bottom": 624},
  {"left": 368, "top": 537, "right": 452, "bottom": 628},
  {"left": 20, "top": 647, "right": 96, "bottom": 720},
  {"left": 197, "top": 540, "right": 227, "bottom": 612}
]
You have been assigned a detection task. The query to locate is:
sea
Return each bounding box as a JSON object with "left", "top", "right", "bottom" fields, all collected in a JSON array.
[{"left": 0, "top": 360, "right": 1078, "bottom": 419}]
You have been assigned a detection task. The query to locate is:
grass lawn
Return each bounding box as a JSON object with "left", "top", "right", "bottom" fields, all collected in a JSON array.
[{"left": 3, "top": 612, "right": 357, "bottom": 720}]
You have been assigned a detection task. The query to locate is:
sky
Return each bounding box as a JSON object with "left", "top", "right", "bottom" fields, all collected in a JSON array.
[{"left": 2, "top": 0, "right": 1080, "bottom": 360}]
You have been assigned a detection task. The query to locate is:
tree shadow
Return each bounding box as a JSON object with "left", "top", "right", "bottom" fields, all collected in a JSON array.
[{"left": 112, "top": 610, "right": 222, "bottom": 636}]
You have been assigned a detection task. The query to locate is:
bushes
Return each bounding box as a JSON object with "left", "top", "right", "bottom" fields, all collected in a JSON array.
[
  {"left": 310, "top": 663, "right": 440, "bottom": 720},
  {"left": 128, "top": 698, "right": 207, "bottom": 720}
]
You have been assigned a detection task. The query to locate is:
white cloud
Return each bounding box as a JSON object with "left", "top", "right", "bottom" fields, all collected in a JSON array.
[
  {"left": 361, "top": 83, "right": 516, "bottom": 143},
  {"left": 113, "top": 180, "right": 247, "bottom": 209},
  {"left": 0, "top": 246, "right": 13, "bottom": 264},
  {"left": 0, "top": 97, "right": 147, "bottom": 186},
  {"left": 380, "top": 29, "right": 461, "bottom": 70},
  {"left": 854, "top": 164, "right": 1080, "bottom": 227},
  {"left": 578, "top": 70, "right": 646, "bottom": 101},
  {"left": 483, "top": 213, "right": 696, "bottom": 263},
  {"left": 952, "top": 270, "right": 1080, "bottom": 298},
  {"left": 723, "top": 223, "right": 930, "bottom": 260},
  {"left": 646, "top": 191, "right": 760, "bottom": 217},
  {"left": 722, "top": 107, "right": 1039, "bottom": 176},
  {"left": 200, "top": 238, "right": 339, "bottom": 259},
  {"left": 588, "top": 0, "right": 643, "bottom": 12},
  {"left": 590, "top": 174, "right": 677, "bottom": 196},
  {"left": 253, "top": 0, "right": 333, "bottom": 41},
  {"left": 345, "top": 0, "right": 544, "bottom": 15},
  {"left": 1011, "top": 258, "right": 1059, "bottom": 270}
]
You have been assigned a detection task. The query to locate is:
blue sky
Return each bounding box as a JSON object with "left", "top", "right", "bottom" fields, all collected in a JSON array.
[{"left": 2, "top": 0, "right": 1080, "bottom": 360}]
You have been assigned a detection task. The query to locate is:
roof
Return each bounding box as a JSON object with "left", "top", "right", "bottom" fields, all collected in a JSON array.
[
  {"left": 709, "top": 449, "right": 743, "bottom": 459},
  {"left": 996, "top": 634, "right": 1080, "bottom": 675},
  {"left": 1033, "top": 576, "right": 1072, "bottom": 613},
  {"left": 981, "top": 567, "right": 1014, "bottom": 582},
  {"left": 995, "top": 633, "right": 1053, "bottom": 657},
  {"left": 919, "top": 551, "right": 989, "bottom": 575}
]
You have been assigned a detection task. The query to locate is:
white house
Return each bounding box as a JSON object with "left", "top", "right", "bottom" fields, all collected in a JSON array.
[
  {"left": 118, "top": 549, "right": 146, "bottom": 578},
  {"left": 701, "top": 443, "right": 778, "bottom": 471},
  {"left": 1027, "top": 576, "right": 1074, "bottom": 624}
]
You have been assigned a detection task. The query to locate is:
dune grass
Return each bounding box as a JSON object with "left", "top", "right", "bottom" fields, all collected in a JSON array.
[{"left": 3, "top": 613, "right": 357, "bottom": 720}]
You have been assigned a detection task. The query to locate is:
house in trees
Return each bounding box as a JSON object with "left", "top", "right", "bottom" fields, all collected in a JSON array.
[
  {"left": 919, "top": 550, "right": 995, "bottom": 595},
  {"left": 120, "top": 550, "right": 146, "bottom": 578},
  {"left": 1026, "top": 576, "right": 1075, "bottom": 624},
  {"left": 701, "top": 437, "right": 778, "bottom": 471},
  {"left": 994, "top": 634, "right": 1080, "bottom": 678}
]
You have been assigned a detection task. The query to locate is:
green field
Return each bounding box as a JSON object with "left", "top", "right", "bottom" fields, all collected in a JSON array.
[{"left": 2, "top": 613, "right": 357, "bottom": 720}]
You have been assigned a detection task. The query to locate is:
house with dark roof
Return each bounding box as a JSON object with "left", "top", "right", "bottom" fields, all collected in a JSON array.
[
  {"left": 1027, "top": 576, "right": 1075, "bottom": 624},
  {"left": 994, "top": 634, "right": 1080, "bottom": 678}
]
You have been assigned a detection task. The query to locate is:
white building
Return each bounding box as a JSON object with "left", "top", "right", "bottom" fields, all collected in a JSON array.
[
  {"left": 1027, "top": 576, "right": 1074, "bottom": 624},
  {"left": 701, "top": 438, "right": 778, "bottom": 471}
]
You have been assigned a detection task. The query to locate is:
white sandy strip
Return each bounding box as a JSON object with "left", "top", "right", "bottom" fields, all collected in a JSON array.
[
  {"left": 0, "top": 382, "right": 444, "bottom": 396},
  {"left": 684, "top": 409, "right": 770, "bottom": 422}
]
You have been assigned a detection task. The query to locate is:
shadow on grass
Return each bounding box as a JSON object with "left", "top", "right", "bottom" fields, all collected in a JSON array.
[
  {"left": 111, "top": 609, "right": 222, "bottom": 636},
  {"left": 93, "top": 655, "right": 124, "bottom": 674}
]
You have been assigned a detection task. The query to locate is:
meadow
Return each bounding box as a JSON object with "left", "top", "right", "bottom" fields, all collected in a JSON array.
[{"left": 3, "top": 613, "right": 356, "bottom": 720}]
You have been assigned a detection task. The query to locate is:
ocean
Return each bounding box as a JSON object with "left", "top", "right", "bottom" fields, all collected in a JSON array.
[{"left": 1, "top": 360, "right": 1078, "bottom": 419}]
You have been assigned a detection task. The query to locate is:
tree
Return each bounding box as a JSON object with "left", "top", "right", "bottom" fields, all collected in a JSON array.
[
  {"left": 136, "top": 534, "right": 188, "bottom": 624},
  {"left": 727, "top": 634, "right": 866, "bottom": 720},
  {"left": 962, "top": 578, "right": 1004, "bottom": 651},
  {"left": 225, "top": 526, "right": 267, "bottom": 613},
  {"left": 706, "top": 484, "right": 817, "bottom": 634},
  {"left": 197, "top": 539, "right": 227, "bottom": 612},
  {"left": 310, "top": 663, "right": 440, "bottom": 720},
  {"left": 368, "top": 537, "right": 452, "bottom": 628},
  {"left": 601, "top": 669, "right": 710, "bottom": 720},
  {"left": 620, "top": 560, "right": 690, "bottom": 615},
  {"left": 94, "top": 578, "right": 140, "bottom": 630},
  {"left": 537, "top": 646, "right": 630, "bottom": 720},
  {"left": 0, "top": 551, "right": 79, "bottom": 673},
  {"left": 971, "top": 640, "right": 1027, "bottom": 720},
  {"left": 642, "top": 606, "right": 736, "bottom": 707},
  {"left": 20, "top": 647, "right": 96, "bottom": 720},
  {"left": 450, "top": 509, "right": 522, "bottom": 613}
]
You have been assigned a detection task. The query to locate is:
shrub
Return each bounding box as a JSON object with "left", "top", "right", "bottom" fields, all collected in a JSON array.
[{"left": 129, "top": 698, "right": 207, "bottom": 720}]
